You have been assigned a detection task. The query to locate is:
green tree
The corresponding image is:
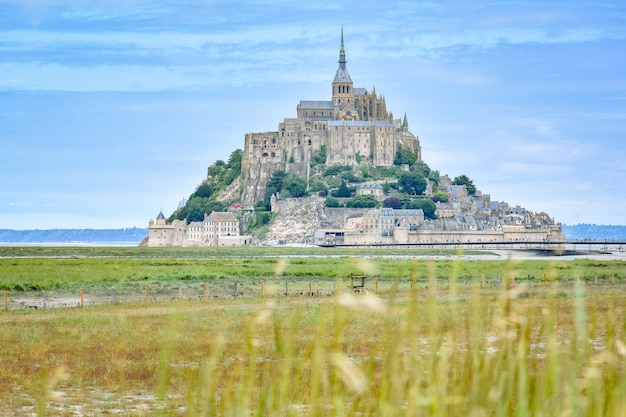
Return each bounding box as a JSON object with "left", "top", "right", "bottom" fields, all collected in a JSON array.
[
  {"left": 282, "top": 173, "right": 308, "bottom": 198},
  {"left": 263, "top": 170, "right": 286, "bottom": 210},
  {"left": 398, "top": 171, "right": 427, "bottom": 195},
  {"left": 228, "top": 149, "right": 242, "bottom": 172},
  {"left": 399, "top": 196, "right": 437, "bottom": 219},
  {"left": 452, "top": 174, "right": 476, "bottom": 195},
  {"left": 431, "top": 191, "right": 449, "bottom": 203},
  {"left": 184, "top": 197, "right": 206, "bottom": 223},
  {"left": 346, "top": 195, "right": 379, "bottom": 208},
  {"left": 332, "top": 180, "right": 353, "bottom": 198},
  {"left": 254, "top": 201, "right": 267, "bottom": 212},
  {"left": 324, "top": 165, "right": 352, "bottom": 177},
  {"left": 324, "top": 197, "right": 342, "bottom": 208},
  {"left": 312, "top": 145, "right": 327, "bottom": 165},
  {"left": 340, "top": 171, "right": 360, "bottom": 183},
  {"left": 192, "top": 182, "right": 213, "bottom": 199},
  {"left": 383, "top": 196, "right": 402, "bottom": 209},
  {"left": 394, "top": 145, "right": 417, "bottom": 166}
]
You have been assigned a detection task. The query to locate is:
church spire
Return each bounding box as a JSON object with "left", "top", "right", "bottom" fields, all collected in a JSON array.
[{"left": 339, "top": 21, "right": 346, "bottom": 65}]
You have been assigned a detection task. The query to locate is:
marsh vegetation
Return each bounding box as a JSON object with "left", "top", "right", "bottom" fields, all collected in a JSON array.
[{"left": 0, "top": 247, "right": 625, "bottom": 416}]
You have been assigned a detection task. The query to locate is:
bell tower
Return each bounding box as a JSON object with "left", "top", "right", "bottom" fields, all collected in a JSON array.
[{"left": 332, "top": 22, "right": 354, "bottom": 108}]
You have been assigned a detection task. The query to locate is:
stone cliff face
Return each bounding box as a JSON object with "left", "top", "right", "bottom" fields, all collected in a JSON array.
[{"left": 264, "top": 199, "right": 332, "bottom": 244}]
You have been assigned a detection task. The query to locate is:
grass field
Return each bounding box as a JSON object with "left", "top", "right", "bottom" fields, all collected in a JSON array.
[{"left": 1, "top": 247, "right": 625, "bottom": 416}]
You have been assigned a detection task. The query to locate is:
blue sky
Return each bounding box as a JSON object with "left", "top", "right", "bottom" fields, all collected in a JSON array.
[{"left": 1, "top": 0, "right": 625, "bottom": 229}]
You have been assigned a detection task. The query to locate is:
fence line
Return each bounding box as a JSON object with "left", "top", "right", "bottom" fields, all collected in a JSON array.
[{"left": 2, "top": 273, "right": 624, "bottom": 311}]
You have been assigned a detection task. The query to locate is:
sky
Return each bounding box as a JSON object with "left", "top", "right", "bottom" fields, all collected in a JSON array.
[{"left": 1, "top": 0, "right": 625, "bottom": 229}]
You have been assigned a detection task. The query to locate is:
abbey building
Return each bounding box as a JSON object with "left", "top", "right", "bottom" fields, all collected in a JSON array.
[
  {"left": 240, "top": 26, "right": 421, "bottom": 205},
  {"left": 146, "top": 26, "right": 564, "bottom": 248}
]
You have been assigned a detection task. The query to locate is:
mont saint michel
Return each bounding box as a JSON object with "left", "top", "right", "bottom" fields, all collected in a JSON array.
[{"left": 147, "top": 27, "right": 564, "bottom": 248}]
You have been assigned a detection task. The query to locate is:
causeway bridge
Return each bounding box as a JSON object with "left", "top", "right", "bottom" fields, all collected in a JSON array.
[{"left": 318, "top": 240, "right": 626, "bottom": 256}]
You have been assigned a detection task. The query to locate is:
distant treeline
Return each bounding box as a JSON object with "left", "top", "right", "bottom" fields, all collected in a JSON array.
[
  {"left": 0, "top": 228, "right": 148, "bottom": 244},
  {"left": 562, "top": 224, "right": 626, "bottom": 241}
]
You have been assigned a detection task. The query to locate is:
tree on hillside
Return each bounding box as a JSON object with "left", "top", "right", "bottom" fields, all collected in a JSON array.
[
  {"left": 398, "top": 171, "right": 427, "bottom": 195},
  {"left": 332, "top": 180, "right": 353, "bottom": 198},
  {"left": 383, "top": 196, "right": 402, "bottom": 209},
  {"left": 262, "top": 170, "right": 287, "bottom": 210},
  {"left": 399, "top": 196, "right": 437, "bottom": 219},
  {"left": 324, "top": 196, "right": 342, "bottom": 208},
  {"left": 192, "top": 182, "right": 213, "bottom": 199},
  {"left": 394, "top": 145, "right": 417, "bottom": 166},
  {"left": 346, "top": 195, "right": 379, "bottom": 208},
  {"left": 183, "top": 197, "right": 206, "bottom": 223},
  {"left": 228, "top": 149, "right": 242, "bottom": 170},
  {"left": 312, "top": 145, "right": 327, "bottom": 166},
  {"left": 431, "top": 191, "right": 449, "bottom": 203},
  {"left": 452, "top": 174, "right": 476, "bottom": 195},
  {"left": 282, "top": 173, "right": 308, "bottom": 198}
]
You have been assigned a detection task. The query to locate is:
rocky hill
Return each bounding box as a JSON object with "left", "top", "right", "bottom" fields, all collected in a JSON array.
[{"left": 263, "top": 199, "right": 329, "bottom": 244}]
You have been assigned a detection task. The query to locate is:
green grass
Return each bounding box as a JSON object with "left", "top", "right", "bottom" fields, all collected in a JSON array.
[
  {"left": 1, "top": 247, "right": 626, "bottom": 415},
  {"left": 1, "top": 246, "right": 625, "bottom": 293}
]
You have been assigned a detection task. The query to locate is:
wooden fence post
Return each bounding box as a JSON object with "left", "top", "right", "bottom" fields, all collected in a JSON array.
[
  {"left": 80, "top": 288, "right": 84, "bottom": 308},
  {"left": 375, "top": 276, "right": 379, "bottom": 291},
  {"left": 205, "top": 282, "right": 209, "bottom": 300},
  {"left": 544, "top": 273, "right": 546, "bottom": 285},
  {"left": 285, "top": 282, "right": 289, "bottom": 296},
  {"left": 613, "top": 272, "right": 615, "bottom": 284},
  {"left": 4, "top": 291, "right": 8, "bottom": 312},
  {"left": 145, "top": 284, "right": 150, "bottom": 303},
  {"left": 309, "top": 281, "right": 313, "bottom": 296}
]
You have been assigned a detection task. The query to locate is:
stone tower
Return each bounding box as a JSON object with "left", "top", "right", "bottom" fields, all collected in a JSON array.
[{"left": 332, "top": 24, "right": 356, "bottom": 118}]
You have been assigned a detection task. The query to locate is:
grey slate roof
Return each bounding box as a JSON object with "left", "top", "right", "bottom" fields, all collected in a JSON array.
[
  {"left": 329, "top": 120, "right": 394, "bottom": 127},
  {"left": 333, "top": 65, "right": 352, "bottom": 83},
  {"left": 357, "top": 183, "right": 383, "bottom": 189},
  {"left": 394, "top": 209, "right": 424, "bottom": 217},
  {"left": 298, "top": 100, "right": 335, "bottom": 109}
]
